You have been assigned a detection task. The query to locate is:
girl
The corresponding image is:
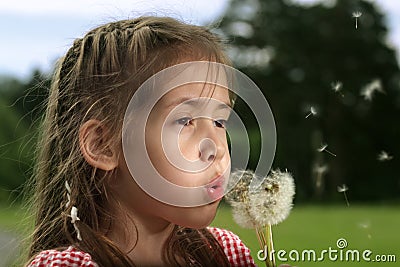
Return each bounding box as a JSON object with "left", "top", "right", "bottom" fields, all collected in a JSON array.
[{"left": 26, "top": 16, "right": 256, "bottom": 266}]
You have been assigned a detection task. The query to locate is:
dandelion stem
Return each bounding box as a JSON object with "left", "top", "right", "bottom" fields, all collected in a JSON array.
[
  {"left": 255, "top": 226, "right": 276, "bottom": 267},
  {"left": 255, "top": 227, "right": 266, "bottom": 248},
  {"left": 255, "top": 227, "right": 269, "bottom": 267},
  {"left": 265, "top": 224, "right": 276, "bottom": 267}
]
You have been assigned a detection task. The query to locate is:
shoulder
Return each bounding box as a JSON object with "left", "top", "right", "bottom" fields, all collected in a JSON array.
[
  {"left": 27, "top": 246, "right": 98, "bottom": 267},
  {"left": 208, "top": 226, "right": 257, "bottom": 267}
]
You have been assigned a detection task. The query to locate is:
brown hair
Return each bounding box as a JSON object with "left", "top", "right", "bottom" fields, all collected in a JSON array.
[{"left": 26, "top": 16, "right": 231, "bottom": 266}]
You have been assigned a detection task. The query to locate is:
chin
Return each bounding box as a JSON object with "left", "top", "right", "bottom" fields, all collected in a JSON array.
[
  {"left": 180, "top": 200, "right": 221, "bottom": 229},
  {"left": 184, "top": 218, "right": 214, "bottom": 229}
]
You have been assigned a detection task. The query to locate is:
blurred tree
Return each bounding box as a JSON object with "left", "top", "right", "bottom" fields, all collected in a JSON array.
[
  {"left": 0, "top": 70, "right": 49, "bottom": 202},
  {"left": 219, "top": 0, "right": 400, "bottom": 202}
]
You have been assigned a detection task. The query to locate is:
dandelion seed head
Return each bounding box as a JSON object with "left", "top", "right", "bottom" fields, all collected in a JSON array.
[
  {"left": 337, "top": 184, "right": 349, "bottom": 193},
  {"left": 225, "top": 170, "right": 258, "bottom": 228},
  {"left": 225, "top": 169, "right": 254, "bottom": 204},
  {"left": 230, "top": 202, "right": 256, "bottom": 229},
  {"left": 225, "top": 169, "right": 295, "bottom": 227},
  {"left": 248, "top": 170, "right": 295, "bottom": 226}
]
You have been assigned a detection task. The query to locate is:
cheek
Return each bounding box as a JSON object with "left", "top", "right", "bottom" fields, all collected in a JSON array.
[
  {"left": 145, "top": 126, "right": 190, "bottom": 186},
  {"left": 145, "top": 123, "right": 169, "bottom": 168},
  {"left": 146, "top": 122, "right": 196, "bottom": 174},
  {"left": 115, "top": 159, "right": 220, "bottom": 227},
  {"left": 178, "top": 138, "right": 198, "bottom": 161}
]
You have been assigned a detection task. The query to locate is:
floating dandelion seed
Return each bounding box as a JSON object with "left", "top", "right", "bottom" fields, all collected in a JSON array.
[
  {"left": 358, "top": 221, "right": 372, "bottom": 239},
  {"left": 305, "top": 106, "right": 317, "bottom": 118},
  {"left": 314, "top": 164, "right": 328, "bottom": 175},
  {"left": 225, "top": 169, "right": 295, "bottom": 267},
  {"left": 331, "top": 81, "right": 343, "bottom": 92},
  {"left": 352, "top": 11, "right": 362, "bottom": 29},
  {"left": 314, "top": 164, "right": 328, "bottom": 189},
  {"left": 317, "top": 143, "right": 337, "bottom": 157},
  {"left": 337, "top": 184, "right": 348, "bottom": 193},
  {"left": 337, "top": 184, "right": 350, "bottom": 206},
  {"left": 377, "top": 150, "right": 393, "bottom": 161},
  {"left": 358, "top": 221, "right": 370, "bottom": 229},
  {"left": 361, "top": 87, "right": 373, "bottom": 101},
  {"left": 360, "top": 79, "right": 384, "bottom": 101},
  {"left": 331, "top": 81, "right": 344, "bottom": 97}
]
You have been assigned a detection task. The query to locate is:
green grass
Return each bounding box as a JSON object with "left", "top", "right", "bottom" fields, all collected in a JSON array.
[
  {"left": 0, "top": 203, "right": 29, "bottom": 232},
  {"left": 211, "top": 203, "right": 400, "bottom": 266}
]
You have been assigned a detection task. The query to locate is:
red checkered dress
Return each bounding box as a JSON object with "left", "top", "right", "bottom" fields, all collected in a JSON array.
[
  {"left": 28, "top": 227, "right": 256, "bottom": 267},
  {"left": 208, "top": 227, "right": 256, "bottom": 266},
  {"left": 28, "top": 246, "right": 98, "bottom": 267}
]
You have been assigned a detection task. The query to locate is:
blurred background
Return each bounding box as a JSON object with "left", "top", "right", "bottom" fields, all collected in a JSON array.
[{"left": 1, "top": 0, "right": 399, "bottom": 266}]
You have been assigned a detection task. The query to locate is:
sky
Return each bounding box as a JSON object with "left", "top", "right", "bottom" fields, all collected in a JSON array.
[{"left": 0, "top": 0, "right": 399, "bottom": 79}]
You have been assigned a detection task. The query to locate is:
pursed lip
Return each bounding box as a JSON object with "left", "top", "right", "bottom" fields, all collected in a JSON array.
[
  {"left": 206, "top": 174, "right": 226, "bottom": 202},
  {"left": 207, "top": 174, "right": 225, "bottom": 189}
]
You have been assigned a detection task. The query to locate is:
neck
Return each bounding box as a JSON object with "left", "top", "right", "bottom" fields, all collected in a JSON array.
[{"left": 106, "top": 204, "right": 175, "bottom": 265}]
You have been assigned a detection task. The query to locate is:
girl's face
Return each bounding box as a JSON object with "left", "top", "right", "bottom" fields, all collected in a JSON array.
[{"left": 117, "top": 82, "right": 232, "bottom": 228}]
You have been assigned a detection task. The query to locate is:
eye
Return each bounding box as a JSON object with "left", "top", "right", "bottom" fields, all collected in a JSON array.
[
  {"left": 176, "top": 117, "right": 193, "bottom": 126},
  {"left": 214, "top": 119, "right": 227, "bottom": 128}
]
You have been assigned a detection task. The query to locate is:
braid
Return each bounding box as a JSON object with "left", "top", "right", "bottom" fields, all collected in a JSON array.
[{"left": 60, "top": 39, "right": 82, "bottom": 83}]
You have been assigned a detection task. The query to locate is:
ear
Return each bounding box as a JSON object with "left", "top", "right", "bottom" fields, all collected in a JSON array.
[{"left": 79, "top": 119, "right": 118, "bottom": 171}]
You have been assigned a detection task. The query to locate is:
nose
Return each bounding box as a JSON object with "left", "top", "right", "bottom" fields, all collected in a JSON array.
[
  {"left": 199, "top": 138, "right": 216, "bottom": 162},
  {"left": 197, "top": 119, "right": 226, "bottom": 163}
]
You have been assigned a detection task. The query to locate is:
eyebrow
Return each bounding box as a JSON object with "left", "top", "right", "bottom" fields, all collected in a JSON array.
[{"left": 163, "top": 96, "right": 232, "bottom": 110}]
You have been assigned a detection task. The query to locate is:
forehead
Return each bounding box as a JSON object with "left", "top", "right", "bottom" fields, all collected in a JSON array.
[{"left": 158, "top": 82, "right": 231, "bottom": 109}]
